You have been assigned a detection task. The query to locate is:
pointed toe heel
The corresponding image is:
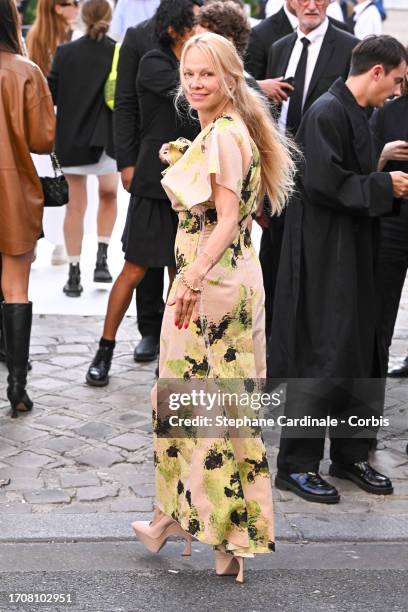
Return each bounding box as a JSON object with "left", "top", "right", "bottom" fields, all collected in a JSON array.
[
  {"left": 214, "top": 551, "right": 245, "bottom": 583},
  {"left": 131, "top": 514, "right": 193, "bottom": 556}
]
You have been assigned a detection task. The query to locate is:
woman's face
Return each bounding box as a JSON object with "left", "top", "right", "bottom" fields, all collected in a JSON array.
[
  {"left": 182, "top": 46, "right": 228, "bottom": 114},
  {"left": 54, "top": 0, "right": 80, "bottom": 27}
]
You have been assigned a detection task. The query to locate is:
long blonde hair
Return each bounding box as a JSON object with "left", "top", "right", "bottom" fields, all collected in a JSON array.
[
  {"left": 179, "top": 33, "right": 298, "bottom": 215},
  {"left": 26, "top": 0, "right": 71, "bottom": 75}
]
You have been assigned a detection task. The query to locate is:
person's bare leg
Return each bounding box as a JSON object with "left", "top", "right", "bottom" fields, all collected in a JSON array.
[
  {"left": 63, "top": 174, "right": 87, "bottom": 257},
  {"left": 102, "top": 261, "right": 147, "bottom": 340},
  {"left": 96, "top": 173, "right": 118, "bottom": 239},
  {"left": 1, "top": 251, "right": 33, "bottom": 303}
]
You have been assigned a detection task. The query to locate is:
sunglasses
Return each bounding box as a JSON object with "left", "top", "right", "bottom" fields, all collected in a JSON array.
[{"left": 58, "top": 0, "right": 80, "bottom": 7}]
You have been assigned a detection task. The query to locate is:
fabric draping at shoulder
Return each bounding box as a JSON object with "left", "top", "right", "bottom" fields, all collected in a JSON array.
[{"left": 161, "top": 116, "right": 245, "bottom": 211}]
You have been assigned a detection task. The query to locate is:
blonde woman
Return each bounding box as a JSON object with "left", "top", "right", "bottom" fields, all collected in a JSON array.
[{"left": 131, "top": 32, "right": 296, "bottom": 583}]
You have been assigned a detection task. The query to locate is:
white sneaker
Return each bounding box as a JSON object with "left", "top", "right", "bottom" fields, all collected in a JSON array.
[{"left": 51, "top": 244, "right": 67, "bottom": 266}]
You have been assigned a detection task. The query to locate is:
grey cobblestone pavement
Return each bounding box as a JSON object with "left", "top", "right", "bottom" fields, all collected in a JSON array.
[{"left": 0, "top": 282, "right": 407, "bottom": 534}]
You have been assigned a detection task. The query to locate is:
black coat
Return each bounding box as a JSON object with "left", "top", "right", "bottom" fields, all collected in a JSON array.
[
  {"left": 245, "top": 7, "right": 350, "bottom": 80},
  {"left": 114, "top": 17, "right": 157, "bottom": 170},
  {"left": 266, "top": 23, "right": 358, "bottom": 115},
  {"left": 48, "top": 35, "right": 116, "bottom": 166},
  {"left": 130, "top": 46, "right": 198, "bottom": 199},
  {"left": 270, "top": 78, "right": 396, "bottom": 379}
]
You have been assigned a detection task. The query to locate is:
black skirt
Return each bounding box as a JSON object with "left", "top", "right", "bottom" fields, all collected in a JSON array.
[{"left": 121, "top": 195, "right": 178, "bottom": 267}]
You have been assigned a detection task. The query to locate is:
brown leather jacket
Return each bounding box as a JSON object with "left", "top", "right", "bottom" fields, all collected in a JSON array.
[{"left": 0, "top": 51, "right": 55, "bottom": 255}]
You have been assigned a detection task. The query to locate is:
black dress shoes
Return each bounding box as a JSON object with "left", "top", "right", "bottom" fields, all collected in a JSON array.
[
  {"left": 329, "top": 461, "right": 393, "bottom": 495},
  {"left": 388, "top": 355, "right": 408, "bottom": 378},
  {"left": 134, "top": 336, "right": 159, "bottom": 362},
  {"left": 275, "top": 471, "right": 340, "bottom": 504}
]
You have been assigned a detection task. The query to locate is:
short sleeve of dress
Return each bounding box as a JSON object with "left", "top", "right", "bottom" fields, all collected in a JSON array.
[{"left": 161, "top": 117, "right": 245, "bottom": 210}]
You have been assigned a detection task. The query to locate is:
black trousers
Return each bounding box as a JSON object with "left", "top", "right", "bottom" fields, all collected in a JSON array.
[
  {"left": 135, "top": 267, "right": 164, "bottom": 340},
  {"left": 277, "top": 378, "right": 386, "bottom": 473},
  {"left": 259, "top": 215, "right": 285, "bottom": 340},
  {"left": 376, "top": 207, "right": 408, "bottom": 373}
]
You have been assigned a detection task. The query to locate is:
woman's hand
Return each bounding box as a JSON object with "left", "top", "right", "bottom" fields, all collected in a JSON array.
[
  {"left": 380, "top": 140, "right": 408, "bottom": 165},
  {"left": 159, "top": 143, "right": 170, "bottom": 164},
  {"left": 121, "top": 166, "right": 135, "bottom": 192},
  {"left": 168, "top": 272, "right": 201, "bottom": 329},
  {"left": 383, "top": 140, "right": 408, "bottom": 161}
]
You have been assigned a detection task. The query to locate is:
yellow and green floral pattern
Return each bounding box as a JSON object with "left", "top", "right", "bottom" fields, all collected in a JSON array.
[{"left": 154, "top": 116, "right": 274, "bottom": 556}]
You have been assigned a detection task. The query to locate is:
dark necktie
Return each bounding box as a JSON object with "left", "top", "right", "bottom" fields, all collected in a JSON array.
[{"left": 286, "top": 37, "right": 311, "bottom": 135}]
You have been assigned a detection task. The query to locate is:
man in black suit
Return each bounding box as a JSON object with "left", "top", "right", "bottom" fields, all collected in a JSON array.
[
  {"left": 260, "top": 0, "right": 357, "bottom": 363},
  {"left": 114, "top": 1, "right": 202, "bottom": 363},
  {"left": 245, "top": 0, "right": 350, "bottom": 82},
  {"left": 266, "top": 2, "right": 357, "bottom": 129}
]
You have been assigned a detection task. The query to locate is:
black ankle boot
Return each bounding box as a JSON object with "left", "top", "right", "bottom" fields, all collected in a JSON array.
[
  {"left": 1, "top": 302, "right": 33, "bottom": 418},
  {"left": 86, "top": 339, "right": 115, "bottom": 387},
  {"left": 63, "top": 263, "right": 83, "bottom": 297},
  {"left": 94, "top": 243, "right": 112, "bottom": 283}
]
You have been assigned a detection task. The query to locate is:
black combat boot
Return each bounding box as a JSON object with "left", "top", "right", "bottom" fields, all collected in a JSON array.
[
  {"left": 86, "top": 338, "right": 115, "bottom": 387},
  {"left": 93, "top": 243, "right": 112, "bottom": 283},
  {"left": 63, "top": 263, "right": 83, "bottom": 297}
]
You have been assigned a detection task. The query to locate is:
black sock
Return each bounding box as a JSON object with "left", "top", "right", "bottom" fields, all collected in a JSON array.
[{"left": 100, "top": 337, "right": 115, "bottom": 349}]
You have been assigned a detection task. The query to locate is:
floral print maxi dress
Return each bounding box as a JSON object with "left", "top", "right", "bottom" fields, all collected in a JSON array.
[{"left": 156, "top": 115, "right": 274, "bottom": 556}]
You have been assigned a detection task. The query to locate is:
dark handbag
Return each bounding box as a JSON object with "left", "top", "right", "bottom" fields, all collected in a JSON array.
[{"left": 40, "top": 153, "right": 69, "bottom": 207}]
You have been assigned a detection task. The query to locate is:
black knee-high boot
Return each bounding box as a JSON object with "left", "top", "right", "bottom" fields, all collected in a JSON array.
[
  {"left": 0, "top": 293, "right": 5, "bottom": 363},
  {"left": 0, "top": 257, "right": 4, "bottom": 362},
  {"left": 1, "top": 302, "right": 33, "bottom": 418}
]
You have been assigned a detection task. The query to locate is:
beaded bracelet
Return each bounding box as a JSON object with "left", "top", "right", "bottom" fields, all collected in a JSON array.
[{"left": 180, "top": 271, "right": 202, "bottom": 293}]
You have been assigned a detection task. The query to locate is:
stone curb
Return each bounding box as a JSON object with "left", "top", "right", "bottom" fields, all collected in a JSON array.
[{"left": 1, "top": 512, "right": 407, "bottom": 544}]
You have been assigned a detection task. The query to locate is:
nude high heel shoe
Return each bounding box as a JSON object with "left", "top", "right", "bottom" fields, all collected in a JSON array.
[
  {"left": 214, "top": 551, "right": 244, "bottom": 583},
  {"left": 131, "top": 513, "right": 192, "bottom": 556}
]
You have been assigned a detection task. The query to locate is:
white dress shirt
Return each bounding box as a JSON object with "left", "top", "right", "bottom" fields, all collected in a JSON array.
[
  {"left": 109, "top": 0, "right": 160, "bottom": 41},
  {"left": 353, "top": 0, "right": 382, "bottom": 39},
  {"left": 279, "top": 18, "right": 330, "bottom": 133}
]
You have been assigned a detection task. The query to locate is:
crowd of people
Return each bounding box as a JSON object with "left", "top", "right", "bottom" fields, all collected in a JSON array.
[{"left": 1, "top": 0, "right": 408, "bottom": 583}]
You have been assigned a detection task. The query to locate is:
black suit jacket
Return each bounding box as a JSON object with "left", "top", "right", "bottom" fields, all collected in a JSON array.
[
  {"left": 245, "top": 7, "right": 350, "bottom": 81},
  {"left": 48, "top": 35, "right": 116, "bottom": 166},
  {"left": 130, "top": 47, "right": 198, "bottom": 199},
  {"left": 266, "top": 23, "right": 358, "bottom": 119},
  {"left": 245, "top": 7, "right": 293, "bottom": 80},
  {"left": 114, "top": 18, "right": 157, "bottom": 170}
]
